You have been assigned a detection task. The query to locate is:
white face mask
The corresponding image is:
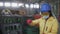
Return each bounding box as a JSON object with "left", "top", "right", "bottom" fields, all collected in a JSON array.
[{"left": 43, "top": 16, "right": 49, "bottom": 19}]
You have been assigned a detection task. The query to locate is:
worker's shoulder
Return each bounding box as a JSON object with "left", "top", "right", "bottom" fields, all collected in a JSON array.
[
  {"left": 51, "top": 16, "right": 58, "bottom": 24},
  {"left": 50, "top": 16, "right": 58, "bottom": 21},
  {"left": 51, "top": 16, "right": 57, "bottom": 19}
]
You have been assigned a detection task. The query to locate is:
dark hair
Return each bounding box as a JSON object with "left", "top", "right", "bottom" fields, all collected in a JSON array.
[{"left": 48, "top": 11, "right": 53, "bottom": 17}]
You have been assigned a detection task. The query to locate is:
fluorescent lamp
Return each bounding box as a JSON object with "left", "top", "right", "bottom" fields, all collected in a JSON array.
[
  {"left": 30, "top": 4, "right": 34, "bottom": 8},
  {"left": 18, "top": 3, "right": 24, "bottom": 6},
  {"left": 0, "top": 2, "right": 3, "bottom": 6},
  {"left": 4, "top": 2, "right": 11, "bottom": 7},
  {"left": 11, "top": 3, "right": 18, "bottom": 7},
  {"left": 34, "top": 4, "right": 39, "bottom": 8},
  {"left": 25, "top": 4, "right": 29, "bottom": 8}
]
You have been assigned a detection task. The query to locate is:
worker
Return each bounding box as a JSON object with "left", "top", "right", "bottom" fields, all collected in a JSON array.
[{"left": 27, "top": 2, "right": 58, "bottom": 34}]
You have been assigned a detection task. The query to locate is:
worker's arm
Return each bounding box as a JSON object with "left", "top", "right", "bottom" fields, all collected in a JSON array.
[
  {"left": 27, "top": 18, "right": 40, "bottom": 26},
  {"left": 46, "top": 19, "right": 59, "bottom": 34},
  {"left": 30, "top": 19, "right": 40, "bottom": 26}
]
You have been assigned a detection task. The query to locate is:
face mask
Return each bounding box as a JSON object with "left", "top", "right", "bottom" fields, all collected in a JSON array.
[{"left": 43, "top": 16, "right": 49, "bottom": 19}]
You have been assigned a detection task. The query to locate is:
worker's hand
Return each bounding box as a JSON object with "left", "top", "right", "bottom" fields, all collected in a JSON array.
[{"left": 26, "top": 19, "right": 32, "bottom": 24}]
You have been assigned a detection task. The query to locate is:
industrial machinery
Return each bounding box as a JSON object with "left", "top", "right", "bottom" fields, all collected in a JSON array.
[
  {"left": 0, "top": 16, "right": 22, "bottom": 34},
  {"left": 0, "top": 8, "right": 39, "bottom": 34}
]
